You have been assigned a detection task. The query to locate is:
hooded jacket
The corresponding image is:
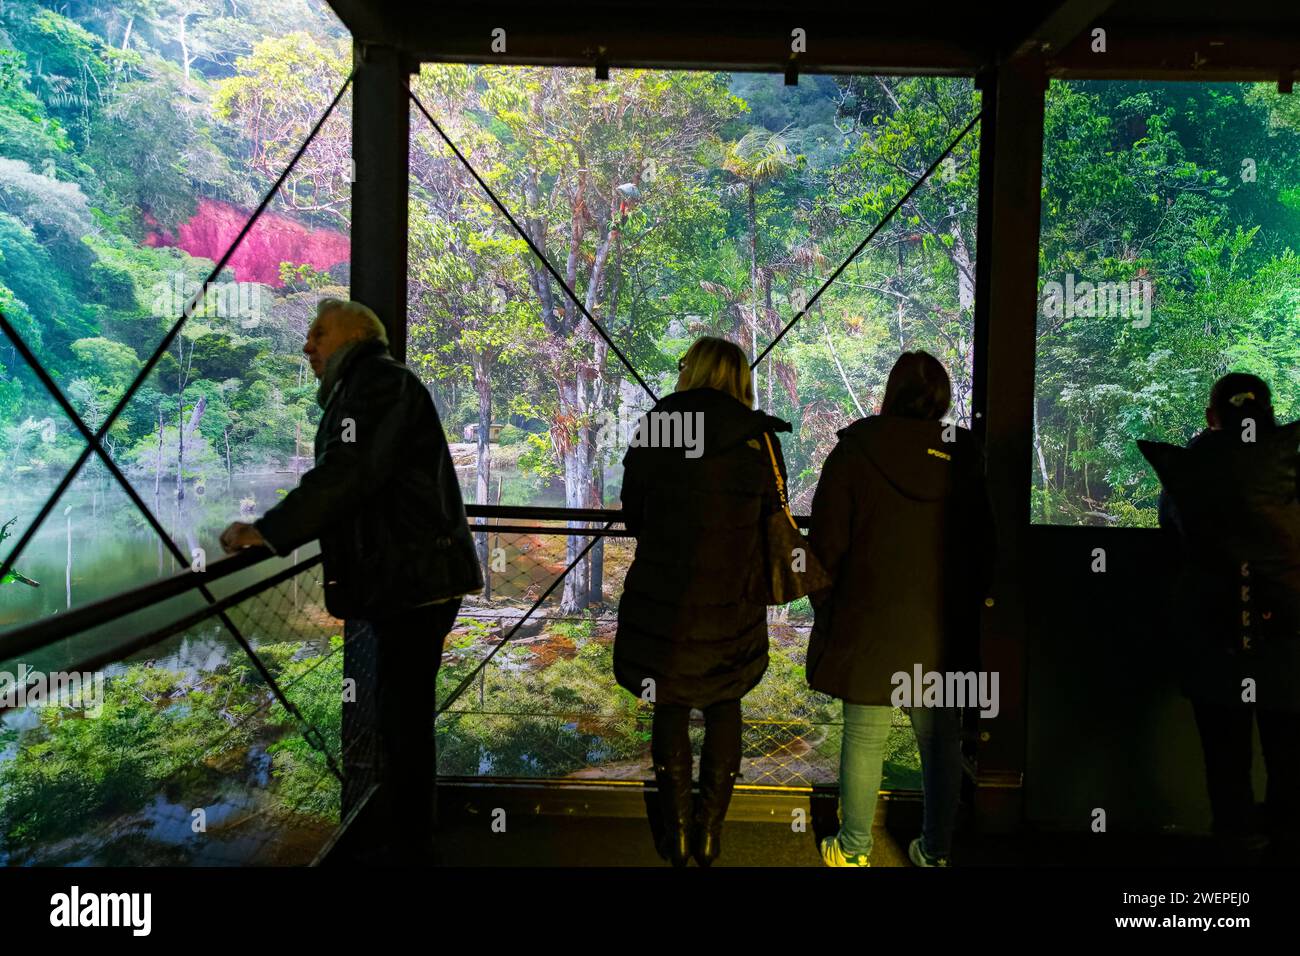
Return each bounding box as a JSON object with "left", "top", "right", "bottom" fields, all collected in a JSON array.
[
  {"left": 1139, "top": 420, "right": 1300, "bottom": 710},
  {"left": 805, "top": 415, "right": 994, "bottom": 706},
  {"left": 255, "top": 338, "right": 483, "bottom": 619},
  {"left": 614, "top": 387, "right": 791, "bottom": 708}
]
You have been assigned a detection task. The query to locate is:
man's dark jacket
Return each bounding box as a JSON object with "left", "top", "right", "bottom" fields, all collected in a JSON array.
[
  {"left": 256, "top": 338, "right": 482, "bottom": 619},
  {"left": 805, "top": 415, "right": 995, "bottom": 706},
  {"left": 1139, "top": 421, "right": 1300, "bottom": 710},
  {"left": 614, "top": 388, "right": 791, "bottom": 708}
]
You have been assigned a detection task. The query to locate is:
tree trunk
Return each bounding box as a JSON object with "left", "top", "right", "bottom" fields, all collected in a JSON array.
[
  {"left": 558, "top": 378, "right": 593, "bottom": 613},
  {"left": 589, "top": 231, "right": 627, "bottom": 608},
  {"left": 175, "top": 337, "right": 193, "bottom": 500},
  {"left": 176, "top": 393, "right": 185, "bottom": 501},
  {"left": 184, "top": 395, "right": 205, "bottom": 441},
  {"left": 1033, "top": 398, "right": 1051, "bottom": 520},
  {"left": 764, "top": 271, "right": 773, "bottom": 410},
  {"left": 748, "top": 181, "right": 760, "bottom": 397},
  {"left": 823, "top": 322, "right": 866, "bottom": 417},
  {"left": 177, "top": 393, "right": 206, "bottom": 500},
  {"left": 473, "top": 351, "right": 493, "bottom": 600},
  {"left": 948, "top": 220, "right": 977, "bottom": 425},
  {"left": 65, "top": 508, "right": 72, "bottom": 609},
  {"left": 178, "top": 13, "right": 192, "bottom": 91},
  {"left": 555, "top": 190, "right": 622, "bottom": 613},
  {"left": 154, "top": 402, "right": 164, "bottom": 499},
  {"left": 587, "top": 445, "right": 604, "bottom": 606}
]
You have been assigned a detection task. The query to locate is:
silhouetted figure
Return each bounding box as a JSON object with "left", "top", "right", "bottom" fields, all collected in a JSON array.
[
  {"left": 1139, "top": 373, "right": 1300, "bottom": 861},
  {"left": 615, "top": 336, "right": 791, "bottom": 866},
  {"left": 807, "top": 351, "right": 993, "bottom": 867},
  {"left": 221, "top": 298, "right": 482, "bottom": 865}
]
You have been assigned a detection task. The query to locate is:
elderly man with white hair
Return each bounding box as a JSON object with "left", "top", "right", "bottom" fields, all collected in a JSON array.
[{"left": 221, "top": 297, "right": 482, "bottom": 865}]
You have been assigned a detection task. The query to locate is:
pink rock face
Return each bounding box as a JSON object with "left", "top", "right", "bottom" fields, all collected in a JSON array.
[{"left": 144, "top": 198, "right": 349, "bottom": 287}]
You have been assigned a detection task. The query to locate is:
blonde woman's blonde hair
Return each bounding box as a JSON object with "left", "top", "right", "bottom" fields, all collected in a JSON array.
[{"left": 675, "top": 336, "right": 754, "bottom": 407}]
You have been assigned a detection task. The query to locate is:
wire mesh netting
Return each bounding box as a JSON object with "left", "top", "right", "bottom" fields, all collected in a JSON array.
[
  {"left": 1, "top": 519, "right": 924, "bottom": 866},
  {"left": 438, "top": 525, "right": 922, "bottom": 789},
  {"left": 0, "top": 559, "right": 361, "bottom": 865}
]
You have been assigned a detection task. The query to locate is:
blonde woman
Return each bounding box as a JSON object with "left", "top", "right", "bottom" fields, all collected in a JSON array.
[{"left": 615, "top": 336, "right": 792, "bottom": 866}]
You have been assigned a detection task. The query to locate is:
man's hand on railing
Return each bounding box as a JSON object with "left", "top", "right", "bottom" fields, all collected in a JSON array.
[{"left": 220, "top": 521, "right": 268, "bottom": 554}]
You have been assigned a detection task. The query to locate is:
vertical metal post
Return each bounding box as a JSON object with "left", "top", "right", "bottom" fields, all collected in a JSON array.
[
  {"left": 351, "top": 43, "right": 414, "bottom": 359},
  {"left": 970, "top": 68, "right": 996, "bottom": 440},
  {"left": 972, "top": 53, "right": 1047, "bottom": 831},
  {"left": 342, "top": 43, "right": 414, "bottom": 828}
]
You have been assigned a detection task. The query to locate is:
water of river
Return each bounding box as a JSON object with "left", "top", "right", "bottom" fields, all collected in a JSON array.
[
  {"left": 0, "top": 474, "right": 302, "bottom": 634},
  {"left": 0, "top": 453, "right": 587, "bottom": 639}
]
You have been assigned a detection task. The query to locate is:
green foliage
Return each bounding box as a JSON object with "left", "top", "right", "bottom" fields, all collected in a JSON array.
[
  {"left": 278, "top": 261, "right": 331, "bottom": 291},
  {"left": 0, "top": 636, "right": 349, "bottom": 856},
  {"left": 548, "top": 615, "right": 595, "bottom": 641},
  {"left": 1036, "top": 80, "right": 1300, "bottom": 525},
  {"left": 518, "top": 430, "right": 562, "bottom": 481},
  {"left": 264, "top": 637, "right": 344, "bottom": 819},
  {"left": 70, "top": 336, "right": 140, "bottom": 386},
  {"left": 496, "top": 423, "right": 526, "bottom": 445},
  {"left": 0, "top": 661, "right": 261, "bottom": 848}
]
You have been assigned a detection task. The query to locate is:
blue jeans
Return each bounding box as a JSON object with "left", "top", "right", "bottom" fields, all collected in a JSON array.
[
  {"left": 837, "top": 703, "right": 963, "bottom": 859},
  {"left": 909, "top": 705, "right": 964, "bottom": 858},
  {"left": 836, "top": 703, "right": 893, "bottom": 857}
]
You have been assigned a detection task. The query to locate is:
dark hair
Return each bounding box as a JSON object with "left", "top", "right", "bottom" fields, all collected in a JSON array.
[
  {"left": 1209, "top": 372, "right": 1275, "bottom": 431},
  {"left": 880, "top": 351, "right": 951, "bottom": 421}
]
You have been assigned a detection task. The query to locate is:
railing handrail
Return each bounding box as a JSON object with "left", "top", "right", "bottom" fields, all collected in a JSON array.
[
  {"left": 464, "top": 504, "right": 620, "bottom": 522},
  {"left": 0, "top": 503, "right": 811, "bottom": 661},
  {"left": 0, "top": 552, "right": 324, "bottom": 716},
  {"left": 0, "top": 545, "right": 281, "bottom": 662},
  {"left": 464, "top": 504, "right": 810, "bottom": 528}
]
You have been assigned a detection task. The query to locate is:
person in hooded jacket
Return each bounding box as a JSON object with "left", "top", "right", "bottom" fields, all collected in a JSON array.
[
  {"left": 1138, "top": 373, "right": 1300, "bottom": 861},
  {"left": 615, "top": 335, "right": 792, "bottom": 866},
  {"left": 806, "top": 351, "right": 994, "bottom": 867}
]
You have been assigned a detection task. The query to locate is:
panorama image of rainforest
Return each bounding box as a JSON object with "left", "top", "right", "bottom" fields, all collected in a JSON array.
[{"left": 1, "top": 0, "right": 1298, "bottom": 863}]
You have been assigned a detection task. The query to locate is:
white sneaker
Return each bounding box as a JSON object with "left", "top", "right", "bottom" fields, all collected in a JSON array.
[{"left": 821, "top": 834, "right": 871, "bottom": 867}]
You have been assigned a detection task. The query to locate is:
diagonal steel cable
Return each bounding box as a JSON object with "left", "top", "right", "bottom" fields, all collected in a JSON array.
[
  {"left": 436, "top": 521, "right": 613, "bottom": 715},
  {"left": 751, "top": 109, "right": 982, "bottom": 369},
  {"left": 0, "top": 72, "right": 355, "bottom": 781},
  {"left": 0, "top": 72, "right": 353, "bottom": 589},
  {"left": 407, "top": 87, "right": 659, "bottom": 404}
]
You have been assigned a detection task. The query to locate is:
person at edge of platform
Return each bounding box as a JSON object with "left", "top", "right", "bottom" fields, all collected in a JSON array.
[
  {"left": 1139, "top": 373, "right": 1300, "bottom": 864},
  {"left": 806, "top": 351, "right": 995, "bottom": 867},
  {"left": 614, "top": 336, "right": 792, "bottom": 866},
  {"left": 219, "top": 297, "right": 482, "bottom": 866}
]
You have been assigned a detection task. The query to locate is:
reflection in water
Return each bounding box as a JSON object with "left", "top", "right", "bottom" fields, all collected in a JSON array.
[
  {"left": 1, "top": 452, "right": 586, "bottom": 635},
  {"left": 0, "top": 476, "right": 298, "bottom": 634}
]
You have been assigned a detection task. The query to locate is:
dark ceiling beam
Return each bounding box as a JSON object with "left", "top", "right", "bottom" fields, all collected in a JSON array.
[
  {"left": 325, "top": 2, "right": 1022, "bottom": 75},
  {"left": 327, "top": 2, "right": 1298, "bottom": 80},
  {"left": 1012, "top": 0, "right": 1119, "bottom": 58},
  {"left": 326, "top": 0, "right": 402, "bottom": 47},
  {"left": 1047, "top": 25, "right": 1300, "bottom": 80},
  {"left": 384, "top": 31, "right": 985, "bottom": 77}
]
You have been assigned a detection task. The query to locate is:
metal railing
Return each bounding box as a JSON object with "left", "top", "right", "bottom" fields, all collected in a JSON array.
[
  {"left": 0, "top": 547, "right": 347, "bottom": 865},
  {"left": 1, "top": 504, "right": 921, "bottom": 866}
]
